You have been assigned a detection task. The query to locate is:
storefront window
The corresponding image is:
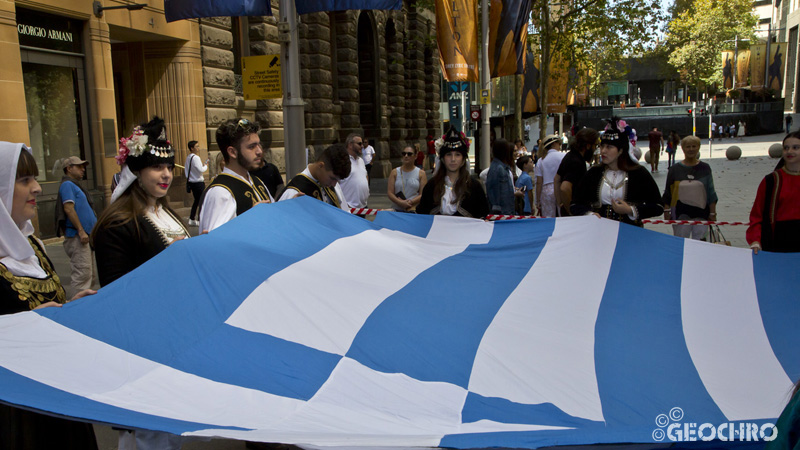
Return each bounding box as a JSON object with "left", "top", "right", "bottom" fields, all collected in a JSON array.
[{"left": 23, "top": 62, "right": 85, "bottom": 183}]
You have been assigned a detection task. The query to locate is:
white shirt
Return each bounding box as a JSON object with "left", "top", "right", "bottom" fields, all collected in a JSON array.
[
  {"left": 279, "top": 167, "right": 350, "bottom": 212},
  {"left": 339, "top": 154, "right": 370, "bottom": 208},
  {"left": 362, "top": 145, "right": 375, "bottom": 165},
  {"left": 184, "top": 153, "right": 208, "bottom": 183},
  {"left": 537, "top": 149, "right": 565, "bottom": 186},
  {"left": 199, "top": 167, "right": 274, "bottom": 232}
]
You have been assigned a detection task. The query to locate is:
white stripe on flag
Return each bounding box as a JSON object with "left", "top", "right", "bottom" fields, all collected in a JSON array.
[
  {"left": 227, "top": 228, "right": 486, "bottom": 355},
  {"left": 426, "top": 215, "right": 494, "bottom": 244},
  {"left": 681, "top": 241, "right": 793, "bottom": 420},
  {"left": 0, "top": 313, "right": 303, "bottom": 429},
  {"left": 468, "top": 217, "right": 618, "bottom": 422},
  {"left": 186, "top": 358, "right": 566, "bottom": 445}
]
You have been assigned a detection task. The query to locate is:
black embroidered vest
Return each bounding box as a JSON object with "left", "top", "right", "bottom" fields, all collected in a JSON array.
[
  {"left": 201, "top": 173, "right": 271, "bottom": 217},
  {"left": 285, "top": 174, "right": 341, "bottom": 208}
]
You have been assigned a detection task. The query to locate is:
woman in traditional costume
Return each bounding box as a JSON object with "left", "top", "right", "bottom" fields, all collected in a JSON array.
[
  {"left": 92, "top": 117, "right": 189, "bottom": 287},
  {"left": 417, "top": 128, "right": 489, "bottom": 218},
  {"left": 0, "top": 142, "right": 98, "bottom": 449},
  {"left": 570, "top": 120, "right": 663, "bottom": 225}
]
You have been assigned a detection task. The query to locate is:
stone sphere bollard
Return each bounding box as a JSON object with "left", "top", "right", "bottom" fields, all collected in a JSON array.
[
  {"left": 644, "top": 150, "right": 651, "bottom": 164},
  {"left": 726, "top": 146, "right": 742, "bottom": 160},
  {"left": 769, "top": 143, "right": 783, "bottom": 158}
]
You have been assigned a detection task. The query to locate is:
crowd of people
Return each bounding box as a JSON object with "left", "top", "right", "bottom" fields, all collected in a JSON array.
[{"left": 1, "top": 112, "right": 799, "bottom": 448}]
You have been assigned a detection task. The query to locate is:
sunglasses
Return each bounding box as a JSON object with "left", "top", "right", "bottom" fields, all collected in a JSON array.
[
  {"left": 401, "top": 152, "right": 414, "bottom": 156},
  {"left": 236, "top": 118, "right": 251, "bottom": 130}
]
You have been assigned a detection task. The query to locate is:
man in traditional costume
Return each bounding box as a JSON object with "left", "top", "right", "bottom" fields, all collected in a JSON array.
[
  {"left": 279, "top": 144, "right": 351, "bottom": 211},
  {"left": 199, "top": 118, "right": 273, "bottom": 232}
]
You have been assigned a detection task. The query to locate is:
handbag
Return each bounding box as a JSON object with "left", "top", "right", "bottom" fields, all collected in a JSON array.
[
  {"left": 186, "top": 154, "right": 194, "bottom": 192},
  {"left": 708, "top": 224, "right": 730, "bottom": 246}
]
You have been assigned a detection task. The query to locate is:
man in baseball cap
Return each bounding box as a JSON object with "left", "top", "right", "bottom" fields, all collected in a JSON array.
[{"left": 56, "top": 155, "right": 97, "bottom": 294}]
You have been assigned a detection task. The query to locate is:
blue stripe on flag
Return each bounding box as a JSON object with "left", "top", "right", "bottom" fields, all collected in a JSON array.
[
  {"left": 346, "top": 219, "right": 555, "bottom": 388},
  {"left": 0, "top": 366, "right": 249, "bottom": 434},
  {"left": 460, "top": 392, "right": 604, "bottom": 428},
  {"left": 295, "top": 0, "right": 402, "bottom": 15},
  {"left": 594, "top": 225, "right": 726, "bottom": 426},
  {"left": 753, "top": 252, "right": 800, "bottom": 381},
  {"left": 38, "top": 199, "right": 370, "bottom": 368},
  {"left": 170, "top": 324, "right": 341, "bottom": 401},
  {"left": 372, "top": 211, "right": 435, "bottom": 237},
  {"left": 164, "top": 0, "right": 273, "bottom": 22}
]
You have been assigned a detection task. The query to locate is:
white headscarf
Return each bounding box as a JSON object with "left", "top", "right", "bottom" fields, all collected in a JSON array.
[
  {"left": 0, "top": 142, "right": 47, "bottom": 278},
  {"left": 110, "top": 164, "right": 136, "bottom": 204}
]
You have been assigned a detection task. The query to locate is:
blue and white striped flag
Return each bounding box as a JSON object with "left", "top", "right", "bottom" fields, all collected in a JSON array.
[{"left": 0, "top": 197, "right": 796, "bottom": 447}]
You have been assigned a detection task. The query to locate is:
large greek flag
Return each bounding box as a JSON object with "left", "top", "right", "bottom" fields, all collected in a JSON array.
[{"left": 0, "top": 198, "right": 796, "bottom": 447}]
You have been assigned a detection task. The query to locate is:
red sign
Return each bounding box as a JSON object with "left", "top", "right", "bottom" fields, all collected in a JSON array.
[{"left": 470, "top": 109, "right": 480, "bottom": 121}]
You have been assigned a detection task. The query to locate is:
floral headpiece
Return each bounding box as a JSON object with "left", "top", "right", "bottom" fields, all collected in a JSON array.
[
  {"left": 439, "top": 126, "right": 470, "bottom": 158},
  {"left": 116, "top": 125, "right": 174, "bottom": 166}
]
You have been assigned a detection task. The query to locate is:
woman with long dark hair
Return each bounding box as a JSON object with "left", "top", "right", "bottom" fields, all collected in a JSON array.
[
  {"left": 486, "top": 139, "right": 519, "bottom": 215},
  {"left": 0, "top": 142, "right": 98, "bottom": 449},
  {"left": 92, "top": 117, "right": 189, "bottom": 287},
  {"left": 747, "top": 131, "right": 800, "bottom": 253},
  {"left": 417, "top": 128, "right": 489, "bottom": 218},
  {"left": 571, "top": 121, "right": 663, "bottom": 225}
]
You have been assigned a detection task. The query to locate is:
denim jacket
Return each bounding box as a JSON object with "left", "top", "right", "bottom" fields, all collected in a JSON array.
[{"left": 486, "top": 159, "right": 515, "bottom": 214}]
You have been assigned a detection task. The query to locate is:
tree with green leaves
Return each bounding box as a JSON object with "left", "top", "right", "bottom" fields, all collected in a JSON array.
[
  {"left": 528, "top": 0, "right": 666, "bottom": 142},
  {"left": 664, "top": 0, "right": 757, "bottom": 92}
]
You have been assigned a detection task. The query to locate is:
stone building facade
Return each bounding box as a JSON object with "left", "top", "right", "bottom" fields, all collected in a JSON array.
[{"left": 198, "top": 2, "right": 442, "bottom": 178}]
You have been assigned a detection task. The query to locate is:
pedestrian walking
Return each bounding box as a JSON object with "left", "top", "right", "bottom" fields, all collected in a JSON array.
[
  {"left": 737, "top": 121, "right": 746, "bottom": 140},
  {"left": 56, "top": 155, "right": 98, "bottom": 293},
  {"left": 362, "top": 138, "right": 375, "bottom": 184},
  {"left": 647, "top": 126, "right": 663, "bottom": 172},
  {"left": 662, "top": 135, "right": 718, "bottom": 240},
  {"left": 786, "top": 115, "right": 793, "bottom": 132},
  {"left": 665, "top": 130, "right": 679, "bottom": 168},
  {"left": 184, "top": 140, "right": 208, "bottom": 226}
]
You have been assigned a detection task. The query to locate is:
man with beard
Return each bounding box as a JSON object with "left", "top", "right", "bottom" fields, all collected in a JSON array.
[
  {"left": 554, "top": 127, "right": 599, "bottom": 216},
  {"left": 199, "top": 118, "right": 274, "bottom": 232}
]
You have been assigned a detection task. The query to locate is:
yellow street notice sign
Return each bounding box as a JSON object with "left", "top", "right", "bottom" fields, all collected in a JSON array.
[
  {"left": 242, "top": 55, "right": 282, "bottom": 100},
  {"left": 480, "top": 89, "right": 490, "bottom": 104}
]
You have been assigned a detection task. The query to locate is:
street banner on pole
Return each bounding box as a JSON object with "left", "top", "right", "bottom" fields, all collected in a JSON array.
[
  {"left": 164, "top": 0, "right": 273, "bottom": 21},
  {"left": 735, "top": 50, "right": 750, "bottom": 88},
  {"left": 721, "top": 51, "right": 734, "bottom": 89},
  {"left": 567, "top": 65, "right": 589, "bottom": 106},
  {"left": 436, "top": 0, "right": 479, "bottom": 81},
  {"left": 488, "top": 0, "right": 533, "bottom": 78},
  {"left": 521, "top": 51, "right": 539, "bottom": 113},
  {"left": 164, "top": 0, "right": 401, "bottom": 21},
  {"left": 295, "top": 0, "right": 401, "bottom": 14},
  {"left": 767, "top": 43, "right": 787, "bottom": 91},
  {"left": 242, "top": 55, "right": 282, "bottom": 100},
  {"left": 750, "top": 44, "right": 766, "bottom": 89}
]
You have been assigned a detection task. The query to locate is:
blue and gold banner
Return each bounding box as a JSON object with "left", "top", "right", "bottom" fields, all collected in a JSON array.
[
  {"left": 436, "top": 0, "right": 479, "bottom": 82},
  {"left": 488, "top": 0, "right": 532, "bottom": 78}
]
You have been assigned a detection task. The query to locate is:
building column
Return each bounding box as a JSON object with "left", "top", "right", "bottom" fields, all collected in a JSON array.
[{"left": 0, "top": 2, "right": 30, "bottom": 144}]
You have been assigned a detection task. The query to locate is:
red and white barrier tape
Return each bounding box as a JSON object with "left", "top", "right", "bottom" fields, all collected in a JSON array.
[{"left": 349, "top": 209, "right": 749, "bottom": 226}]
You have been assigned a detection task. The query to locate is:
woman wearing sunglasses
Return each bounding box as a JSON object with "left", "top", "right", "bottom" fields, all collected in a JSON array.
[{"left": 387, "top": 145, "right": 428, "bottom": 212}]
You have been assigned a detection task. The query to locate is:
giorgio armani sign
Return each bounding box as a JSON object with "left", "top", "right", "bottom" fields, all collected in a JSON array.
[{"left": 16, "top": 8, "right": 82, "bottom": 53}]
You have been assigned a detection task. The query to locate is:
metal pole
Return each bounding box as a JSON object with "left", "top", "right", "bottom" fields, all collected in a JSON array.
[
  {"left": 766, "top": 24, "right": 772, "bottom": 89},
  {"left": 692, "top": 101, "right": 697, "bottom": 137},
  {"left": 732, "top": 35, "right": 737, "bottom": 104},
  {"left": 479, "top": 0, "right": 491, "bottom": 171},
  {"left": 280, "top": 0, "right": 307, "bottom": 179}
]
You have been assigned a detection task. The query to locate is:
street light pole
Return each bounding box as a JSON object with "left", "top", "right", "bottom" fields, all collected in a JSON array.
[
  {"left": 279, "top": 0, "right": 306, "bottom": 180},
  {"left": 480, "top": 0, "right": 490, "bottom": 171}
]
